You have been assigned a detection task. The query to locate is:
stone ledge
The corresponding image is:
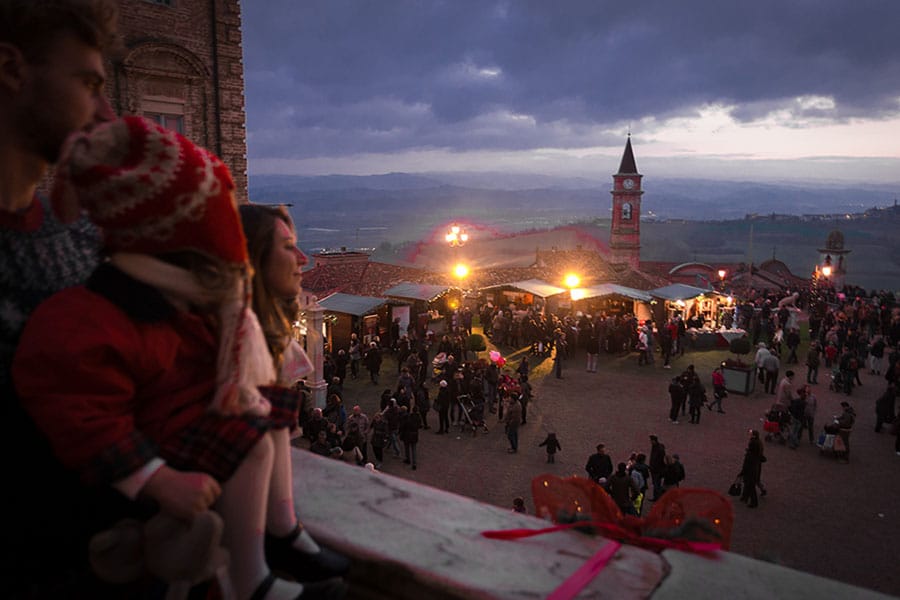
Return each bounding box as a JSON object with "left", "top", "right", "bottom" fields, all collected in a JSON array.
[{"left": 290, "top": 450, "right": 890, "bottom": 599}]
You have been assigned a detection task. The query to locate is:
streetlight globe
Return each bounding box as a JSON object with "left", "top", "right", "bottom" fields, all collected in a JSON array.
[
  {"left": 454, "top": 263, "right": 469, "bottom": 279},
  {"left": 822, "top": 265, "right": 832, "bottom": 277},
  {"left": 717, "top": 269, "right": 726, "bottom": 280},
  {"left": 564, "top": 273, "right": 580, "bottom": 289}
]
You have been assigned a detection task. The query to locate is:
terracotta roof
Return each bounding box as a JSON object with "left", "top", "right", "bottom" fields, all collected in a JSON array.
[{"left": 303, "top": 247, "right": 694, "bottom": 301}]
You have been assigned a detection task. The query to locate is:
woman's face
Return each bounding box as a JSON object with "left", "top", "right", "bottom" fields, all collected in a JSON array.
[{"left": 263, "top": 218, "right": 307, "bottom": 299}]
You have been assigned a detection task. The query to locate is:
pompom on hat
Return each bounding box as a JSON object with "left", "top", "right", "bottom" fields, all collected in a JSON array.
[
  {"left": 52, "top": 115, "right": 247, "bottom": 265},
  {"left": 54, "top": 116, "right": 275, "bottom": 417}
]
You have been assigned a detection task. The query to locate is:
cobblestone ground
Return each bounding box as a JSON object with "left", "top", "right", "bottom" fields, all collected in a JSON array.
[{"left": 332, "top": 335, "right": 900, "bottom": 596}]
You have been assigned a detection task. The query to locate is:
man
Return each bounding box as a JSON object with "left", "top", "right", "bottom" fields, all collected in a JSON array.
[
  {"left": 504, "top": 394, "right": 522, "bottom": 453},
  {"left": 365, "top": 341, "right": 382, "bottom": 384},
  {"left": 787, "top": 387, "right": 807, "bottom": 449},
  {"left": 607, "top": 462, "right": 640, "bottom": 516},
  {"left": 518, "top": 374, "right": 532, "bottom": 425},
  {"left": 347, "top": 405, "right": 370, "bottom": 461},
  {"left": 648, "top": 435, "right": 666, "bottom": 500},
  {"left": 553, "top": 327, "right": 565, "bottom": 378},
  {"left": 825, "top": 401, "right": 856, "bottom": 462},
  {"left": 1, "top": 0, "right": 117, "bottom": 386},
  {"left": 775, "top": 370, "right": 795, "bottom": 408},
  {"left": 435, "top": 379, "right": 451, "bottom": 434},
  {"left": 662, "top": 453, "right": 686, "bottom": 493},
  {"left": 1, "top": 1, "right": 118, "bottom": 593},
  {"left": 762, "top": 347, "right": 781, "bottom": 395},
  {"left": 754, "top": 342, "right": 771, "bottom": 385},
  {"left": 668, "top": 376, "right": 685, "bottom": 424},
  {"left": 585, "top": 443, "right": 613, "bottom": 484}
]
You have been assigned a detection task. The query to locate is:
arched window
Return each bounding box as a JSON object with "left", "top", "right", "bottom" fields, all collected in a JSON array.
[{"left": 622, "top": 202, "right": 632, "bottom": 220}]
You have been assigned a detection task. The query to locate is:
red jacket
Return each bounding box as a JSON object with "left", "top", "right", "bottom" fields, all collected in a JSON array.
[{"left": 14, "top": 285, "right": 217, "bottom": 485}]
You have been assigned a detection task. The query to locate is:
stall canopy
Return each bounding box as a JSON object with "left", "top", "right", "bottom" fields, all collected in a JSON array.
[
  {"left": 480, "top": 279, "right": 567, "bottom": 299},
  {"left": 318, "top": 293, "right": 389, "bottom": 316},
  {"left": 383, "top": 282, "right": 458, "bottom": 302},
  {"left": 649, "top": 283, "right": 712, "bottom": 301},
  {"left": 578, "top": 283, "right": 652, "bottom": 302}
]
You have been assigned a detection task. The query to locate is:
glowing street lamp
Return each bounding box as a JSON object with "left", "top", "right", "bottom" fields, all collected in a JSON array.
[
  {"left": 445, "top": 223, "right": 469, "bottom": 247},
  {"left": 453, "top": 263, "right": 469, "bottom": 280},
  {"left": 564, "top": 273, "right": 584, "bottom": 302}
]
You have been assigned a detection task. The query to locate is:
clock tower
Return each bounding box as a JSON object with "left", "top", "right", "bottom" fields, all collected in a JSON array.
[{"left": 609, "top": 135, "right": 642, "bottom": 269}]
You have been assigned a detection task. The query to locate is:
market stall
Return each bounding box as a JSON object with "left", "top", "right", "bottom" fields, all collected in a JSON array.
[
  {"left": 478, "top": 279, "right": 567, "bottom": 314},
  {"left": 650, "top": 284, "right": 745, "bottom": 349},
  {"left": 383, "top": 282, "right": 462, "bottom": 337},
  {"left": 317, "top": 292, "right": 392, "bottom": 352},
  {"left": 573, "top": 283, "right": 653, "bottom": 320}
]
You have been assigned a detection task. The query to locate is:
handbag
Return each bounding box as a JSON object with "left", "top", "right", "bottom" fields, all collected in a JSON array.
[{"left": 727, "top": 480, "right": 743, "bottom": 497}]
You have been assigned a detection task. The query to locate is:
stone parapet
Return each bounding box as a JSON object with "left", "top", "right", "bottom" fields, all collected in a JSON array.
[{"left": 290, "top": 450, "right": 889, "bottom": 599}]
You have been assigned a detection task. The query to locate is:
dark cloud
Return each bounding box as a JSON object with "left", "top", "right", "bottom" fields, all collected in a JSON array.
[{"left": 242, "top": 1, "right": 900, "bottom": 162}]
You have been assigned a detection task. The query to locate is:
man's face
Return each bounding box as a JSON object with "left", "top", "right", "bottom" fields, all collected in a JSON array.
[{"left": 15, "top": 34, "right": 113, "bottom": 163}]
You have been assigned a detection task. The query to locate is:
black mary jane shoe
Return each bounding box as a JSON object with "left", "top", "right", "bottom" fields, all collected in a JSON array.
[
  {"left": 250, "top": 573, "right": 348, "bottom": 600},
  {"left": 265, "top": 524, "right": 351, "bottom": 583}
]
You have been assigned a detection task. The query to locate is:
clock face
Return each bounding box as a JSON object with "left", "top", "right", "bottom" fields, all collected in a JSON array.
[{"left": 623, "top": 178, "right": 635, "bottom": 190}]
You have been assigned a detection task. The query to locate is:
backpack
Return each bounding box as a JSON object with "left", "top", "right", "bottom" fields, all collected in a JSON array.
[{"left": 630, "top": 467, "right": 647, "bottom": 492}]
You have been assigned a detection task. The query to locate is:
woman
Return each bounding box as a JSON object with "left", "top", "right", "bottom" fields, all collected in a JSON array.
[
  {"left": 15, "top": 118, "right": 345, "bottom": 599},
  {"left": 400, "top": 405, "right": 422, "bottom": 470},
  {"left": 240, "top": 203, "right": 352, "bottom": 588},
  {"left": 348, "top": 333, "right": 361, "bottom": 379},
  {"left": 739, "top": 430, "right": 765, "bottom": 508},
  {"left": 369, "top": 412, "right": 388, "bottom": 468}
]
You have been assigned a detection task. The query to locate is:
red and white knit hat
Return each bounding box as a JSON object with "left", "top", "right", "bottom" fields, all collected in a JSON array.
[
  {"left": 54, "top": 116, "right": 275, "bottom": 416},
  {"left": 53, "top": 115, "right": 247, "bottom": 265}
]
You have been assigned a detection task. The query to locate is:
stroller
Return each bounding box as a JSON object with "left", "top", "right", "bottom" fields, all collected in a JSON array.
[
  {"left": 456, "top": 394, "right": 489, "bottom": 436},
  {"left": 763, "top": 405, "right": 791, "bottom": 444}
]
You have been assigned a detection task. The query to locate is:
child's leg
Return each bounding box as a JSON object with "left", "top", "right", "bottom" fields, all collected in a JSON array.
[
  {"left": 217, "top": 434, "right": 302, "bottom": 599},
  {"left": 267, "top": 428, "right": 321, "bottom": 553}
]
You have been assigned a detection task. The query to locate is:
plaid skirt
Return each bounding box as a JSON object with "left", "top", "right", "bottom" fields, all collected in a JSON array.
[{"left": 159, "top": 385, "right": 300, "bottom": 482}]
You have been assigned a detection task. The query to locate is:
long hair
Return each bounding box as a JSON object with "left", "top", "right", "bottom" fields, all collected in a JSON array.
[{"left": 239, "top": 204, "right": 300, "bottom": 369}]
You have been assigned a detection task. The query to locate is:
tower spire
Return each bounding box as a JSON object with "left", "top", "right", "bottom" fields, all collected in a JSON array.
[{"left": 617, "top": 136, "right": 638, "bottom": 175}]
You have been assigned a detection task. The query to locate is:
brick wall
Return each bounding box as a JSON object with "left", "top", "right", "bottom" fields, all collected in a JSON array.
[{"left": 112, "top": 0, "right": 248, "bottom": 202}]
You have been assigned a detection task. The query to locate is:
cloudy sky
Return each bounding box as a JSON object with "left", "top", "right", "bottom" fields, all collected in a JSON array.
[{"left": 242, "top": 1, "right": 900, "bottom": 183}]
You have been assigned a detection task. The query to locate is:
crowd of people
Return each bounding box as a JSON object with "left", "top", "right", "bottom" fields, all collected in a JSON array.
[{"left": 4, "top": 5, "right": 899, "bottom": 597}]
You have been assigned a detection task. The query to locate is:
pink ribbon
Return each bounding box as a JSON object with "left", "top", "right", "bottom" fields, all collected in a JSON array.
[{"left": 482, "top": 521, "right": 721, "bottom": 600}]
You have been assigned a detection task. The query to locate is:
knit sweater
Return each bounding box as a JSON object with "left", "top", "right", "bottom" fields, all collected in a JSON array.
[{"left": 0, "top": 196, "right": 101, "bottom": 390}]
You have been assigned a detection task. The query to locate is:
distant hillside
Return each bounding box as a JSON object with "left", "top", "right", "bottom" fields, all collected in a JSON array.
[
  {"left": 250, "top": 173, "right": 898, "bottom": 220},
  {"left": 248, "top": 173, "right": 900, "bottom": 290}
]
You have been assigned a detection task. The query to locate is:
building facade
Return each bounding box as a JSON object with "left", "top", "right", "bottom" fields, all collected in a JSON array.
[{"left": 110, "top": 0, "right": 248, "bottom": 201}]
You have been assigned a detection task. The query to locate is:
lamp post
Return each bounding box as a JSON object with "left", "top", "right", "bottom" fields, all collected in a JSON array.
[
  {"left": 446, "top": 223, "right": 470, "bottom": 314},
  {"left": 564, "top": 273, "right": 583, "bottom": 313},
  {"left": 445, "top": 223, "right": 468, "bottom": 247}
]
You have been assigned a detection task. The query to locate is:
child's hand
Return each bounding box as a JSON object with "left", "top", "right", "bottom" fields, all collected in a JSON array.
[{"left": 142, "top": 465, "right": 222, "bottom": 520}]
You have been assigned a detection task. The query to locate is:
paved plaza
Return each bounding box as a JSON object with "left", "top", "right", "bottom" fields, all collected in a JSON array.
[{"left": 332, "top": 334, "right": 900, "bottom": 597}]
